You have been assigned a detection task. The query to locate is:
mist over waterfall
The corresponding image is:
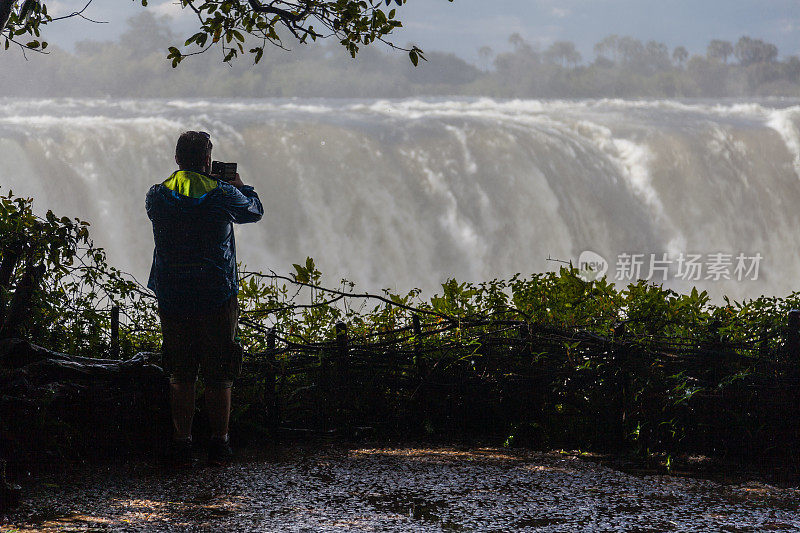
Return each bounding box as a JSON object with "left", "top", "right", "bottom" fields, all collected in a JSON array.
[{"left": 2, "top": 97, "right": 800, "bottom": 301}]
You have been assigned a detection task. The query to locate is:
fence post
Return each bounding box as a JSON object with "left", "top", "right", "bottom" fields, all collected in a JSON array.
[
  {"left": 335, "top": 321, "right": 348, "bottom": 428},
  {"left": 110, "top": 306, "right": 120, "bottom": 359},
  {"left": 335, "top": 321, "right": 348, "bottom": 371},
  {"left": 411, "top": 314, "right": 430, "bottom": 434},
  {"left": 318, "top": 325, "right": 333, "bottom": 432},
  {"left": 612, "top": 322, "right": 629, "bottom": 446},
  {"left": 788, "top": 310, "right": 800, "bottom": 360},
  {"left": 412, "top": 314, "right": 423, "bottom": 371},
  {"left": 265, "top": 327, "right": 279, "bottom": 433}
]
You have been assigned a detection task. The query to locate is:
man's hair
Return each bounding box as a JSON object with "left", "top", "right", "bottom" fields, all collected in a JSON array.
[{"left": 175, "top": 131, "right": 212, "bottom": 170}]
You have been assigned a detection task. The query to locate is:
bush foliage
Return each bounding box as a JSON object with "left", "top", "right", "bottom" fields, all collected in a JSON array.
[{"left": 2, "top": 190, "right": 798, "bottom": 462}]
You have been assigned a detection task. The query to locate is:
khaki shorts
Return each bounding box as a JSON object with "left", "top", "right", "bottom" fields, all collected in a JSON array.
[{"left": 158, "top": 295, "right": 242, "bottom": 388}]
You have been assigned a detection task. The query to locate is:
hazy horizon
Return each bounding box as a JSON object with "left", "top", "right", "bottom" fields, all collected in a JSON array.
[
  {"left": 3, "top": 9, "right": 799, "bottom": 101},
  {"left": 35, "top": 0, "right": 800, "bottom": 64}
]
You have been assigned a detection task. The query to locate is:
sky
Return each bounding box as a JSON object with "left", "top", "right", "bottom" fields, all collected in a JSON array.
[{"left": 37, "top": 0, "right": 800, "bottom": 63}]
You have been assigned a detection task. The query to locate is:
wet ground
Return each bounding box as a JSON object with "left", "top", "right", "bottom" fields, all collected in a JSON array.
[{"left": 2, "top": 445, "right": 800, "bottom": 532}]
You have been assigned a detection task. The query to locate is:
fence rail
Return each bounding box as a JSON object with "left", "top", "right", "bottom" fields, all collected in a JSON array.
[{"left": 100, "top": 273, "right": 800, "bottom": 466}]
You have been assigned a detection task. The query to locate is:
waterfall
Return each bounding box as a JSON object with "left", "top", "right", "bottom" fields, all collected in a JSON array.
[{"left": 2, "top": 97, "right": 799, "bottom": 300}]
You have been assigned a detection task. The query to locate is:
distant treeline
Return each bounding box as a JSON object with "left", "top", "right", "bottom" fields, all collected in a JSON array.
[{"left": 3, "top": 12, "right": 799, "bottom": 98}]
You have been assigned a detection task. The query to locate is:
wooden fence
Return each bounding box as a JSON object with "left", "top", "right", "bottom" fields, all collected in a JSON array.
[{"left": 156, "top": 306, "right": 800, "bottom": 467}]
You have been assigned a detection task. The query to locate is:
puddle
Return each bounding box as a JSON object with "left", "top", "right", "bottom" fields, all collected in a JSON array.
[
  {"left": 366, "top": 490, "right": 464, "bottom": 530},
  {"left": 515, "top": 517, "right": 568, "bottom": 527}
]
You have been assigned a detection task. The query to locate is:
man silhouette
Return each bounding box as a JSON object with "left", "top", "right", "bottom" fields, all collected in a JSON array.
[{"left": 146, "top": 131, "right": 263, "bottom": 466}]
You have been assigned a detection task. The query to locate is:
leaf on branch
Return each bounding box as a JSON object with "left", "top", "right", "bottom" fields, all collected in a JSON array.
[
  {"left": 250, "top": 46, "right": 264, "bottom": 64},
  {"left": 3, "top": 0, "right": 426, "bottom": 66}
]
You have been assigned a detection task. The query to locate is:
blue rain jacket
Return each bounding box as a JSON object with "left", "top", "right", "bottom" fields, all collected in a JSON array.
[{"left": 146, "top": 170, "right": 264, "bottom": 313}]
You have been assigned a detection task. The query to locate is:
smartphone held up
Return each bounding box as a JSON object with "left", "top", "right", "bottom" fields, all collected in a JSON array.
[{"left": 211, "top": 161, "right": 237, "bottom": 182}]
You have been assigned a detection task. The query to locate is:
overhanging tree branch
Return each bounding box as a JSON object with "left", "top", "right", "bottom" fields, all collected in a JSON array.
[
  {"left": 2, "top": 0, "right": 435, "bottom": 66},
  {"left": 247, "top": 0, "right": 307, "bottom": 22},
  {"left": 50, "top": 0, "right": 106, "bottom": 23}
]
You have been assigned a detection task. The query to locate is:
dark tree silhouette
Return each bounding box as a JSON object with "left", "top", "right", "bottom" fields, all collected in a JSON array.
[
  {"left": 734, "top": 36, "right": 778, "bottom": 66},
  {"left": 672, "top": 46, "right": 688, "bottom": 67},
  {"left": 707, "top": 40, "right": 733, "bottom": 64},
  {"left": 545, "top": 41, "right": 581, "bottom": 68},
  {"left": 644, "top": 41, "right": 670, "bottom": 72},
  {"left": 594, "top": 34, "right": 620, "bottom": 63},
  {"left": 477, "top": 45, "right": 494, "bottom": 71}
]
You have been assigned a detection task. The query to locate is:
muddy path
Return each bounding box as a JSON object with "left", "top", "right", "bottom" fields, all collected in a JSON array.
[{"left": 3, "top": 445, "right": 800, "bottom": 532}]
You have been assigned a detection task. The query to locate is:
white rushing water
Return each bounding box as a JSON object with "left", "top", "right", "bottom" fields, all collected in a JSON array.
[{"left": 1, "top": 97, "right": 800, "bottom": 300}]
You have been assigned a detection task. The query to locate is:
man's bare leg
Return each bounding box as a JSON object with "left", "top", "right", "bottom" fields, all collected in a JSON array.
[
  {"left": 206, "top": 386, "right": 231, "bottom": 440},
  {"left": 170, "top": 382, "right": 196, "bottom": 440}
]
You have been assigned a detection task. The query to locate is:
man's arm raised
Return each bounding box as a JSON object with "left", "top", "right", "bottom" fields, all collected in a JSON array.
[{"left": 221, "top": 176, "right": 263, "bottom": 224}]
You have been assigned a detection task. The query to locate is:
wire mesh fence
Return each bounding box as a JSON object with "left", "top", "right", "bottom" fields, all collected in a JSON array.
[
  {"left": 69, "top": 264, "right": 797, "bottom": 468},
  {"left": 103, "top": 271, "right": 800, "bottom": 465}
]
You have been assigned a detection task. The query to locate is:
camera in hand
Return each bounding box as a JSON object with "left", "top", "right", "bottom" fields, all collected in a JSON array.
[{"left": 211, "top": 161, "right": 237, "bottom": 182}]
